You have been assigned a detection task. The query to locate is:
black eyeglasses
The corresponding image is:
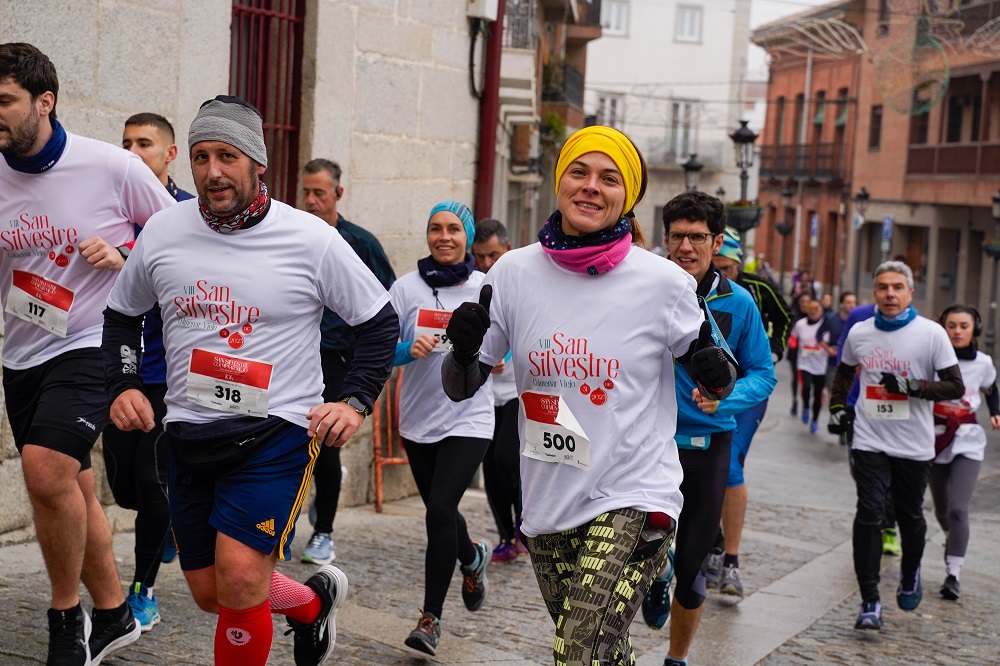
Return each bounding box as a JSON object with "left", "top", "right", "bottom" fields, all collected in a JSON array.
[{"left": 666, "top": 232, "right": 716, "bottom": 246}]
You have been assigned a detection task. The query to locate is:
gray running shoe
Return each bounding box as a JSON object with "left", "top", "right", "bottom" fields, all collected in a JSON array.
[
  {"left": 702, "top": 549, "right": 723, "bottom": 589},
  {"left": 461, "top": 540, "right": 490, "bottom": 611},
  {"left": 404, "top": 611, "right": 441, "bottom": 656},
  {"left": 719, "top": 563, "right": 744, "bottom": 597}
]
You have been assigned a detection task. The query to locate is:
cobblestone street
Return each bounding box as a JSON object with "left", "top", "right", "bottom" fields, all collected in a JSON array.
[{"left": 2, "top": 363, "right": 999, "bottom": 664}]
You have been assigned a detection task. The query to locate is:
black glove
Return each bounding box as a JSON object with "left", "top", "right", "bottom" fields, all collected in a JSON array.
[
  {"left": 690, "top": 320, "right": 737, "bottom": 401},
  {"left": 828, "top": 404, "right": 855, "bottom": 435},
  {"left": 879, "top": 372, "right": 915, "bottom": 396},
  {"left": 446, "top": 285, "right": 492, "bottom": 363}
]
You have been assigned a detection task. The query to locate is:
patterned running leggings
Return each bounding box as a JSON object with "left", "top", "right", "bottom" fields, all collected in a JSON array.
[{"left": 526, "top": 508, "right": 673, "bottom": 666}]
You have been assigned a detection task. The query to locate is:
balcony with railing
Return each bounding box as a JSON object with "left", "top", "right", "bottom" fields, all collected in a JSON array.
[
  {"left": 503, "top": 0, "right": 536, "bottom": 50},
  {"left": 542, "top": 61, "right": 584, "bottom": 110},
  {"left": 760, "top": 143, "right": 846, "bottom": 182}
]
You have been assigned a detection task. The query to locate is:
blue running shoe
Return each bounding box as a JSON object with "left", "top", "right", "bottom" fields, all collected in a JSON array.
[
  {"left": 810, "top": 420, "right": 818, "bottom": 434},
  {"left": 854, "top": 600, "right": 882, "bottom": 630},
  {"left": 161, "top": 538, "right": 177, "bottom": 564},
  {"left": 897, "top": 568, "right": 922, "bottom": 611},
  {"left": 301, "top": 532, "right": 335, "bottom": 564},
  {"left": 642, "top": 547, "right": 674, "bottom": 629},
  {"left": 126, "top": 582, "right": 161, "bottom": 632},
  {"left": 801, "top": 411, "right": 810, "bottom": 425}
]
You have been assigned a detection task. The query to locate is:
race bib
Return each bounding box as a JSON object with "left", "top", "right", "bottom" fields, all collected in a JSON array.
[
  {"left": 414, "top": 308, "right": 453, "bottom": 353},
  {"left": 4, "top": 270, "right": 75, "bottom": 337},
  {"left": 520, "top": 391, "right": 592, "bottom": 470},
  {"left": 864, "top": 384, "right": 910, "bottom": 420},
  {"left": 186, "top": 348, "right": 274, "bottom": 417}
]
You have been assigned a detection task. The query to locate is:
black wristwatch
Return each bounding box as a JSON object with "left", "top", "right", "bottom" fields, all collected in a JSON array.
[
  {"left": 341, "top": 395, "right": 371, "bottom": 417},
  {"left": 116, "top": 245, "right": 131, "bottom": 259}
]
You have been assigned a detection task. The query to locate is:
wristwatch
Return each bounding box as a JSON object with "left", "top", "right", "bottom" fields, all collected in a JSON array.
[
  {"left": 116, "top": 245, "right": 131, "bottom": 259},
  {"left": 341, "top": 395, "right": 371, "bottom": 417}
]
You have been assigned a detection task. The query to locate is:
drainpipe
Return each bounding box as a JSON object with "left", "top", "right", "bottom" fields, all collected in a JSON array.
[{"left": 474, "top": 2, "right": 506, "bottom": 222}]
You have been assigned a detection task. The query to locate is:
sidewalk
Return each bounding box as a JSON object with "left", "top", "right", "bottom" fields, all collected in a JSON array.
[{"left": 1, "top": 361, "right": 999, "bottom": 664}]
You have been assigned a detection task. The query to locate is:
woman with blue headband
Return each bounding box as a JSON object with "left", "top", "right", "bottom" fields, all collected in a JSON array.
[
  {"left": 441, "top": 126, "right": 737, "bottom": 665},
  {"left": 388, "top": 200, "right": 494, "bottom": 657}
]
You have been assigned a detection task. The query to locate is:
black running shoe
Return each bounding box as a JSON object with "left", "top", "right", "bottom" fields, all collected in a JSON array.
[
  {"left": 47, "top": 605, "right": 90, "bottom": 666},
  {"left": 940, "top": 574, "right": 960, "bottom": 601},
  {"left": 89, "top": 605, "right": 140, "bottom": 665},
  {"left": 404, "top": 611, "right": 441, "bottom": 656},
  {"left": 461, "top": 540, "right": 490, "bottom": 611},
  {"left": 285, "top": 564, "right": 348, "bottom": 666}
]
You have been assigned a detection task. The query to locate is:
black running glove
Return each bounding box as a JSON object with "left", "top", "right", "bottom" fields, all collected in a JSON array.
[
  {"left": 690, "top": 320, "right": 737, "bottom": 400},
  {"left": 828, "top": 404, "right": 855, "bottom": 435},
  {"left": 879, "top": 372, "right": 916, "bottom": 396},
  {"left": 446, "top": 285, "right": 492, "bottom": 364}
]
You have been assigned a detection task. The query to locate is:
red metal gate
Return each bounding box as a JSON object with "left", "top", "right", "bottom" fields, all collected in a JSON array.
[{"left": 230, "top": 0, "right": 305, "bottom": 204}]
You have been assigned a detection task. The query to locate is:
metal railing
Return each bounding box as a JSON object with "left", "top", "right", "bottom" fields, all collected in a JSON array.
[
  {"left": 503, "top": 0, "right": 536, "bottom": 49},
  {"left": 542, "top": 62, "right": 585, "bottom": 109},
  {"left": 759, "top": 143, "right": 845, "bottom": 181}
]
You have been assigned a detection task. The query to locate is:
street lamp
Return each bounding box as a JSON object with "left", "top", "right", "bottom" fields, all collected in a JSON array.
[
  {"left": 683, "top": 154, "right": 703, "bottom": 192},
  {"left": 715, "top": 186, "right": 726, "bottom": 201},
  {"left": 776, "top": 187, "right": 794, "bottom": 296},
  {"left": 983, "top": 190, "right": 1000, "bottom": 355},
  {"left": 853, "top": 187, "right": 870, "bottom": 293},
  {"left": 729, "top": 120, "right": 758, "bottom": 201}
]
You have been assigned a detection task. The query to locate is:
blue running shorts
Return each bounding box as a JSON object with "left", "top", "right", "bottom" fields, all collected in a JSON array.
[
  {"left": 167, "top": 420, "right": 320, "bottom": 570},
  {"left": 728, "top": 399, "right": 768, "bottom": 488}
]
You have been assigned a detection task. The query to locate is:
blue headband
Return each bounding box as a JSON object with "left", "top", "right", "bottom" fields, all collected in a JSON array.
[{"left": 429, "top": 200, "right": 475, "bottom": 251}]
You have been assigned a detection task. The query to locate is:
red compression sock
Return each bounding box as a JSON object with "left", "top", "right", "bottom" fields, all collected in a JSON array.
[
  {"left": 269, "top": 570, "right": 320, "bottom": 624},
  {"left": 215, "top": 600, "right": 273, "bottom": 666}
]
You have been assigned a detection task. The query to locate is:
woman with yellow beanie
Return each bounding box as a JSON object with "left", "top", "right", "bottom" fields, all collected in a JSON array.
[{"left": 441, "top": 126, "right": 737, "bottom": 664}]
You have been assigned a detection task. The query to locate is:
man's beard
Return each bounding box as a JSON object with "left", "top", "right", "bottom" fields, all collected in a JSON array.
[
  {"left": 0, "top": 107, "right": 41, "bottom": 158},
  {"left": 201, "top": 173, "right": 260, "bottom": 218}
]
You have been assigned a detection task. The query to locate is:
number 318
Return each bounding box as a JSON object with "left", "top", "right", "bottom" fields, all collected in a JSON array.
[{"left": 215, "top": 386, "right": 242, "bottom": 403}]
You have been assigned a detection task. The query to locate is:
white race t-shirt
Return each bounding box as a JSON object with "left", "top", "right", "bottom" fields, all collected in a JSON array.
[
  {"left": 0, "top": 132, "right": 174, "bottom": 368},
  {"left": 107, "top": 199, "right": 390, "bottom": 428},
  {"left": 791, "top": 317, "right": 827, "bottom": 376},
  {"left": 480, "top": 244, "right": 702, "bottom": 537},
  {"left": 934, "top": 351, "right": 996, "bottom": 464},
  {"left": 491, "top": 355, "right": 518, "bottom": 405},
  {"left": 843, "top": 316, "right": 958, "bottom": 460},
  {"left": 389, "top": 270, "right": 495, "bottom": 443}
]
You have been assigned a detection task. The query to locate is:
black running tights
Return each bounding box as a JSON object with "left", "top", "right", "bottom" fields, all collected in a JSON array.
[{"left": 403, "top": 435, "right": 490, "bottom": 619}]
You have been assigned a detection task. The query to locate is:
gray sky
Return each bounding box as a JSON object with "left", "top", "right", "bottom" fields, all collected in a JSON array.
[{"left": 748, "top": 0, "right": 833, "bottom": 80}]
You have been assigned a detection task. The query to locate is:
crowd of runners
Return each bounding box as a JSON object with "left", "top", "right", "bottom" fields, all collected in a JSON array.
[{"left": 1, "top": 42, "right": 997, "bottom": 666}]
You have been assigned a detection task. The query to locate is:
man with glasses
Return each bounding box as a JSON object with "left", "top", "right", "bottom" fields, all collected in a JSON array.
[
  {"left": 703, "top": 228, "right": 791, "bottom": 597},
  {"left": 643, "top": 192, "right": 776, "bottom": 666}
]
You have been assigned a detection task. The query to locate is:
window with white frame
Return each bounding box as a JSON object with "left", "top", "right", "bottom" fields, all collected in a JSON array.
[
  {"left": 597, "top": 94, "right": 624, "bottom": 129},
  {"left": 601, "top": 0, "right": 629, "bottom": 37},
  {"left": 670, "top": 100, "right": 698, "bottom": 161},
  {"left": 675, "top": 5, "right": 702, "bottom": 43}
]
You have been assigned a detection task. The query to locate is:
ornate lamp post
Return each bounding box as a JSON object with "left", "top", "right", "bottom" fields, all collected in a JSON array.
[
  {"left": 683, "top": 154, "right": 703, "bottom": 192},
  {"left": 776, "top": 187, "right": 794, "bottom": 295},
  {"left": 983, "top": 190, "right": 1000, "bottom": 356},
  {"left": 729, "top": 120, "right": 758, "bottom": 202},
  {"left": 715, "top": 186, "right": 726, "bottom": 201},
  {"left": 852, "top": 187, "right": 870, "bottom": 293}
]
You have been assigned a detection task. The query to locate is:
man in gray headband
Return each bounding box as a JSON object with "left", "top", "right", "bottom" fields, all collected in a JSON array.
[
  {"left": 104, "top": 91, "right": 400, "bottom": 666},
  {"left": 188, "top": 95, "right": 269, "bottom": 228}
]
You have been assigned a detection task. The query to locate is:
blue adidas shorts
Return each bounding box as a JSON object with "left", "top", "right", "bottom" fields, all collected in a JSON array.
[
  {"left": 728, "top": 400, "right": 768, "bottom": 488},
  {"left": 167, "top": 421, "right": 320, "bottom": 570}
]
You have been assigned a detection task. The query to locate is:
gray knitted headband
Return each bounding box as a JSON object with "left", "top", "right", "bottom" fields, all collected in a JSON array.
[{"left": 188, "top": 95, "right": 267, "bottom": 167}]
